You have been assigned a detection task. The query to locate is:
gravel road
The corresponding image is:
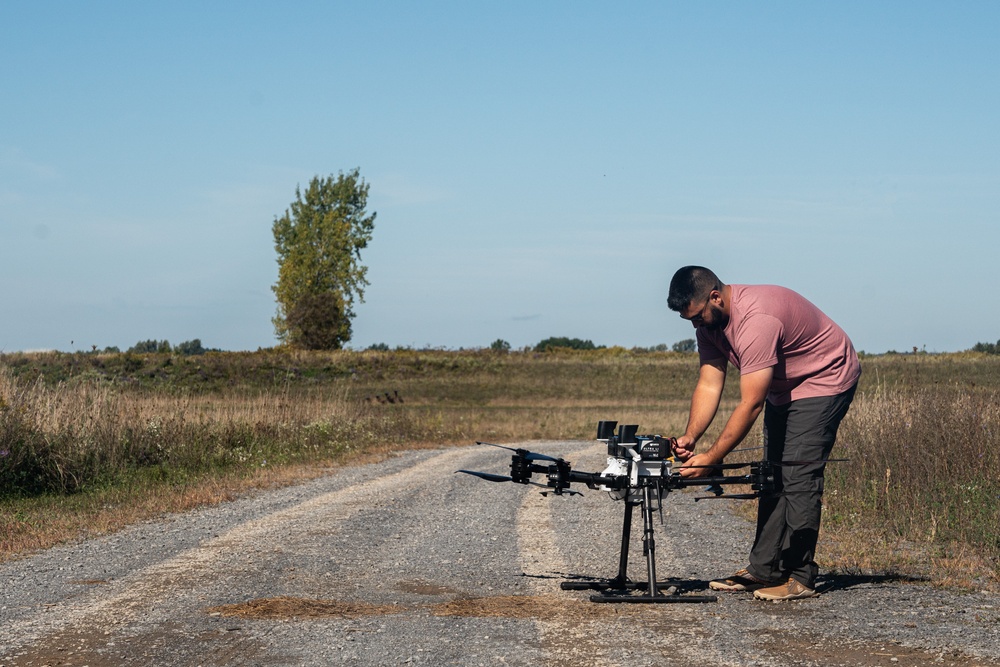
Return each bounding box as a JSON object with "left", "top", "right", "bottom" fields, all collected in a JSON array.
[{"left": 1, "top": 441, "right": 998, "bottom": 666}]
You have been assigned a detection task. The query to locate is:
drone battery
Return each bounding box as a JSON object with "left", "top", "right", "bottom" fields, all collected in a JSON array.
[{"left": 638, "top": 438, "right": 669, "bottom": 461}]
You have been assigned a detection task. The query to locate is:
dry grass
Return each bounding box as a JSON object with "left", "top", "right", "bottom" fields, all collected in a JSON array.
[{"left": 819, "top": 381, "right": 1000, "bottom": 588}]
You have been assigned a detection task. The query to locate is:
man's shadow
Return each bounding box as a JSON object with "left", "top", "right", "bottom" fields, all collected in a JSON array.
[{"left": 814, "top": 572, "right": 927, "bottom": 593}]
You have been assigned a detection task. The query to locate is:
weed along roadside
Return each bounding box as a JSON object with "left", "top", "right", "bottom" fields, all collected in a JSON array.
[{"left": 0, "top": 348, "right": 998, "bottom": 589}]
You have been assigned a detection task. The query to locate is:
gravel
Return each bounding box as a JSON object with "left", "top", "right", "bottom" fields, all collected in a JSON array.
[{"left": 1, "top": 441, "right": 998, "bottom": 666}]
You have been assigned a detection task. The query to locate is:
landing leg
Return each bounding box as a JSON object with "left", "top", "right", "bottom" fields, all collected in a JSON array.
[{"left": 562, "top": 481, "right": 716, "bottom": 603}]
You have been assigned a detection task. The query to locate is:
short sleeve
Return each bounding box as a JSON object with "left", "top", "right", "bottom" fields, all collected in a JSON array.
[
  {"left": 734, "top": 313, "right": 780, "bottom": 374},
  {"left": 697, "top": 328, "right": 727, "bottom": 363}
]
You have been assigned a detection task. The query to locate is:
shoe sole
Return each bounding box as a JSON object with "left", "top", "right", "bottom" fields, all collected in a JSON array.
[
  {"left": 753, "top": 589, "right": 818, "bottom": 601},
  {"left": 708, "top": 580, "right": 770, "bottom": 592}
]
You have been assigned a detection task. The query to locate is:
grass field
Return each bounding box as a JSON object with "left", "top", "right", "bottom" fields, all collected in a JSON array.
[{"left": 1, "top": 348, "right": 997, "bottom": 588}]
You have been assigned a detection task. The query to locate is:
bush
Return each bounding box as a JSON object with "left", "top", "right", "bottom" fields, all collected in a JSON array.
[
  {"left": 672, "top": 338, "right": 696, "bottom": 353},
  {"left": 534, "top": 337, "right": 599, "bottom": 352},
  {"left": 174, "top": 339, "right": 207, "bottom": 356},
  {"left": 971, "top": 340, "right": 1000, "bottom": 354},
  {"left": 490, "top": 339, "right": 511, "bottom": 353},
  {"left": 128, "top": 339, "right": 171, "bottom": 354}
]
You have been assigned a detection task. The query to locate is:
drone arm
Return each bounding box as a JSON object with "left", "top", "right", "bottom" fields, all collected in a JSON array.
[
  {"left": 568, "top": 469, "right": 625, "bottom": 491},
  {"left": 665, "top": 461, "right": 777, "bottom": 496}
]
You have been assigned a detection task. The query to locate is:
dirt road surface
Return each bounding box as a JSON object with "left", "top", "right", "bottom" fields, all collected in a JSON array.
[{"left": 2, "top": 442, "right": 998, "bottom": 666}]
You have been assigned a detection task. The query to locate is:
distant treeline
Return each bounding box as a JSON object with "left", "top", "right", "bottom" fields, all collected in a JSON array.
[
  {"left": 971, "top": 339, "right": 1000, "bottom": 354},
  {"left": 368, "top": 337, "right": 699, "bottom": 354},
  {"left": 91, "top": 339, "right": 218, "bottom": 356},
  {"left": 81, "top": 336, "right": 1000, "bottom": 357}
]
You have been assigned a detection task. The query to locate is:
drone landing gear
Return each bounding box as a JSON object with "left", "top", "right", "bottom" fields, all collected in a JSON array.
[{"left": 560, "top": 483, "right": 717, "bottom": 604}]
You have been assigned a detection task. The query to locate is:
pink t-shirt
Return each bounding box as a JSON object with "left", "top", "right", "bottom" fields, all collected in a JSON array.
[{"left": 697, "top": 284, "right": 861, "bottom": 405}]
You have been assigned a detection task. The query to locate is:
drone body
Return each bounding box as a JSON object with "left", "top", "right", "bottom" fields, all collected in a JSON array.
[{"left": 457, "top": 420, "right": 793, "bottom": 603}]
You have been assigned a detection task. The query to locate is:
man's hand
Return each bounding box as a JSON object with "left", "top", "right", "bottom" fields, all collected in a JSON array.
[
  {"left": 671, "top": 435, "right": 696, "bottom": 461},
  {"left": 679, "top": 451, "right": 722, "bottom": 479}
]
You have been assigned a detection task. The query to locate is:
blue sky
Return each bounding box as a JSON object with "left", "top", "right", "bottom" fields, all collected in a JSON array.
[{"left": 2, "top": 2, "right": 997, "bottom": 354}]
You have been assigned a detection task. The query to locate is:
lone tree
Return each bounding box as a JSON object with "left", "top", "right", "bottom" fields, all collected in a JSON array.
[{"left": 272, "top": 169, "right": 376, "bottom": 349}]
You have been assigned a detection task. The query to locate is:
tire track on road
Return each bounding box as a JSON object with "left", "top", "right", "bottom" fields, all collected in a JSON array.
[{"left": 515, "top": 443, "right": 627, "bottom": 667}]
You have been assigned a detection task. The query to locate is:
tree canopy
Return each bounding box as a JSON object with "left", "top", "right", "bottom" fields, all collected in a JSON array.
[
  {"left": 271, "top": 169, "right": 376, "bottom": 349},
  {"left": 534, "top": 337, "right": 599, "bottom": 352}
]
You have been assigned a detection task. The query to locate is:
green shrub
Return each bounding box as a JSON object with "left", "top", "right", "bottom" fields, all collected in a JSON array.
[{"left": 534, "top": 337, "right": 599, "bottom": 352}]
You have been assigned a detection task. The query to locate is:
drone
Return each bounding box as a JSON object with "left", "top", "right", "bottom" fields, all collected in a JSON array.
[{"left": 457, "top": 420, "right": 825, "bottom": 604}]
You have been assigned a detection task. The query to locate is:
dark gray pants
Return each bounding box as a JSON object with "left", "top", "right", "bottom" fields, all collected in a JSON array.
[{"left": 747, "top": 383, "right": 857, "bottom": 589}]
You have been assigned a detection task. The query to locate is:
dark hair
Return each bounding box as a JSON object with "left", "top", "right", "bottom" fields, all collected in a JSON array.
[{"left": 667, "top": 266, "right": 722, "bottom": 312}]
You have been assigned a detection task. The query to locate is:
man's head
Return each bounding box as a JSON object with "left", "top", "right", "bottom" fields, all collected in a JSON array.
[{"left": 668, "top": 266, "right": 729, "bottom": 331}]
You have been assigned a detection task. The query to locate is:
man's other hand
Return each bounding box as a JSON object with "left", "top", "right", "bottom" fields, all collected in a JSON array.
[{"left": 679, "top": 452, "right": 720, "bottom": 478}]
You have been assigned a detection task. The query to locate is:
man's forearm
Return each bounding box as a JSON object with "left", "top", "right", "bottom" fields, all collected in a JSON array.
[
  {"left": 683, "top": 383, "right": 721, "bottom": 442},
  {"left": 705, "top": 400, "right": 764, "bottom": 460}
]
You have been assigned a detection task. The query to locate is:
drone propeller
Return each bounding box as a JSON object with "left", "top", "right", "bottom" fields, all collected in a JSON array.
[
  {"left": 679, "top": 458, "right": 848, "bottom": 470},
  {"left": 455, "top": 470, "right": 579, "bottom": 495},
  {"left": 777, "top": 458, "right": 849, "bottom": 466},
  {"left": 694, "top": 492, "right": 760, "bottom": 502},
  {"left": 475, "top": 441, "right": 562, "bottom": 463},
  {"left": 675, "top": 461, "right": 757, "bottom": 471},
  {"left": 457, "top": 469, "right": 513, "bottom": 483}
]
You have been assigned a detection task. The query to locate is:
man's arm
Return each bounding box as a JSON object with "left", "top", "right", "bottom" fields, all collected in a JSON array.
[
  {"left": 672, "top": 358, "right": 727, "bottom": 460},
  {"left": 679, "top": 366, "right": 773, "bottom": 478}
]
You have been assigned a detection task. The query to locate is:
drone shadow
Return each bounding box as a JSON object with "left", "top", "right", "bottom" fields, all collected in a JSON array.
[
  {"left": 521, "top": 571, "right": 718, "bottom": 593},
  {"left": 523, "top": 571, "right": 929, "bottom": 594}
]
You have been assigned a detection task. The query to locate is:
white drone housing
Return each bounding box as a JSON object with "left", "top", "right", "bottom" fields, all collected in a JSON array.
[{"left": 598, "top": 437, "right": 674, "bottom": 500}]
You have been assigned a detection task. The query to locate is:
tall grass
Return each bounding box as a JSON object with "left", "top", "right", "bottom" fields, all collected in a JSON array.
[
  {"left": 0, "top": 368, "right": 430, "bottom": 497},
  {"left": 823, "top": 383, "right": 1000, "bottom": 583}
]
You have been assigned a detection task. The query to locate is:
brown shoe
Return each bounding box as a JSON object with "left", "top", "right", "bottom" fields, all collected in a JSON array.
[
  {"left": 708, "top": 568, "right": 775, "bottom": 592},
  {"left": 753, "top": 578, "right": 818, "bottom": 601}
]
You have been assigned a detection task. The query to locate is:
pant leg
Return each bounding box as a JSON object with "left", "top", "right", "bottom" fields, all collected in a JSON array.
[
  {"left": 747, "top": 400, "right": 789, "bottom": 583},
  {"left": 749, "top": 384, "right": 857, "bottom": 587}
]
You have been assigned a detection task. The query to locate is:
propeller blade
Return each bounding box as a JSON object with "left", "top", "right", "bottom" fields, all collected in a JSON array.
[
  {"left": 679, "top": 458, "right": 848, "bottom": 470},
  {"left": 456, "top": 470, "right": 513, "bottom": 483},
  {"left": 475, "top": 441, "right": 561, "bottom": 462},
  {"left": 729, "top": 445, "right": 765, "bottom": 453},
  {"left": 694, "top": 493, "right": 760, "bottom": 502},
  {"left": 677, "top": 461, "right": 753, "bottom": 470},
  {"left": 456, "top": 470, "right": 556, "bottom": 492},
  {"left": 774, "top": 458, "right": 849, "bottom": 466}
]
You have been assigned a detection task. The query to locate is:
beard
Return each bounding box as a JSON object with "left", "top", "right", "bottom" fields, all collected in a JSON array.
[{"left": 701, "top": 304, "right": 729, "bottom": 331}]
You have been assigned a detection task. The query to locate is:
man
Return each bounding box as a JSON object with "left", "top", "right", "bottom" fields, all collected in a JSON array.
[{"left": 667, "top": 266, "right": 860, "bottom": 601}]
